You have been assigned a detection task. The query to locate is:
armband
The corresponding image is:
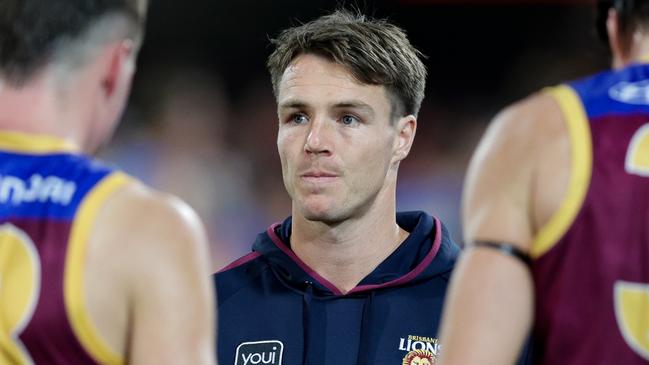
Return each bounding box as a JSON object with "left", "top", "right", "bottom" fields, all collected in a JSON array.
[{"left": 473, "top": 241, "right": 532, "bottom": 267}]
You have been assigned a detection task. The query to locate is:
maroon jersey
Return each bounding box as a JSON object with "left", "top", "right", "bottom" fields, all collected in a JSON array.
[
  {"left": 532, "top": 64, "right": 649, "bottom": 364},
  {"left": 0, "top": 131, "right": 130, "bottom": 365}
]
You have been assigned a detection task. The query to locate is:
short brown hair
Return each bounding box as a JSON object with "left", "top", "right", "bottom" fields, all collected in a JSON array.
[
  {"left": 0, "top": 0, "right": 147, "bottom": 84},
  {"left": 267, "top": 9, "right": 427, "bottom": 117}
]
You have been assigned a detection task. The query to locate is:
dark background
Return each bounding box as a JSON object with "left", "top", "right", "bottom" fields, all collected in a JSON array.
[{"left": 135, "top": 0, "right": 607, "bottom": 109}]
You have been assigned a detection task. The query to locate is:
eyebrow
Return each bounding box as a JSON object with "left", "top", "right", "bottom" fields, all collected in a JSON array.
[
  {"left": 278, "top": 99, "right": 375, "bottom": 116},
  {"left": 278, "top": 100, "right": 308, "bottom": 110},
  {"left": 333, "top": 101, "right": 374, "bottom": 114}
]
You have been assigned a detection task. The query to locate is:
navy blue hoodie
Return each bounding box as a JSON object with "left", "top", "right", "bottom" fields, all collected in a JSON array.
[{"left": 214, "top": 211, "right": 460, "bottom": 365}]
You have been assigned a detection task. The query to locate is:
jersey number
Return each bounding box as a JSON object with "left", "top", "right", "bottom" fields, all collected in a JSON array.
[
  {"left": 625, "top": 123, "right": 649, "bottom": 176},
  {"left": 0, "top": 224, "right": 41, "bottom": 365},
  {"left": 615, "top": 281, "right": 649, "bottom": 360}
]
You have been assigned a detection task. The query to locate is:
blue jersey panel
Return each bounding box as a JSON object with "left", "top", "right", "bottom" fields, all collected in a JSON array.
[
  {"left": 0, "top": 151, "right": 114, "bottom": 220},
  {"left": 570, "top": 63, "right": 649, "bottom": 119}
]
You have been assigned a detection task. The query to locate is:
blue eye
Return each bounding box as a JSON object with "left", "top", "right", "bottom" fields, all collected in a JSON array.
[
  {"left": 291, "top": 114, "right": 308, "bottom": 124},
  {"left": 341, "top": 115, "right": 359, "bottom": 126}
]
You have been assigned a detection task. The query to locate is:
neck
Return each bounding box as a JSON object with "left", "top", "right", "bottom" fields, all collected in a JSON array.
[
  {"left": 615, "top": 32, "right": 649, "bottom": 69},
  {"left": 290, "top": 185, "right": 408, "bottom": 294},
  {"left": 0, "top": 71, "right": 86, "bottom": 150}
]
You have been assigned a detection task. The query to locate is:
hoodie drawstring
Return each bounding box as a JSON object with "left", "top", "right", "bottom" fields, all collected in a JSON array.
[
  {"left": 355, "top": 291, "right": 375, "bottom": 365},
  {"left": 302, "top": 281, "right": 313, "bottom": 365}
]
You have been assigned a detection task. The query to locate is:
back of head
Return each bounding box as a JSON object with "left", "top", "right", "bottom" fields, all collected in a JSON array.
[
  {"left": 267, "top": 9, "right": 427, "bottom": 118},
  {"left": 597, "top": 0, "right": 649, "bottom": 44},
  {"left": 0, "top": 0, "right": 147, "bottom": 85}
]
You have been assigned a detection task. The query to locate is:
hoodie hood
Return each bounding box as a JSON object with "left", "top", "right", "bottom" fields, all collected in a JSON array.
[{"left": 251, "top": 211, "right": 457, "bottom": 298}]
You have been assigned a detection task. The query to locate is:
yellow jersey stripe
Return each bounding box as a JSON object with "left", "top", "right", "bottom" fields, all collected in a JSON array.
[
  {"left": 636, "top": 54, "right": 649, "bottom": 64},
  {"left": 64, "top": 172, "right": 131, "bottom": 365},
  {"left": 0, "top": 130, "right": 78, "bottom": 154},
  {"left": 531, "top": 85, "right": 593, "bottom": 258}
]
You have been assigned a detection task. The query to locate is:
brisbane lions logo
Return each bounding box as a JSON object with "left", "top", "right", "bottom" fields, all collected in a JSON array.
[
  {"left": 398, "top": 335, "right": 439, "bottom": 364},
  {"left": 402, "top": 349, "right": 436, "bottom": 365}
]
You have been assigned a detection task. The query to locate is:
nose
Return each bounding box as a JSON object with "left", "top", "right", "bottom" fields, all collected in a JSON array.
[{"left": 304, "top": 118, "right": 332, "bottom": 156}]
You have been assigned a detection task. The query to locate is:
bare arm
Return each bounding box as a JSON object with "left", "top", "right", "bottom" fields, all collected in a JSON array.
[
  {"left": 88, "top": 182, "right": 216, "bottom": 365},
  {"left": 438, "top": 93, "right": 568, "bottom": 365}
]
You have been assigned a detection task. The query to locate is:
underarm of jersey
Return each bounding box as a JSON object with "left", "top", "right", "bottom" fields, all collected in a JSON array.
[{"left": 471, "top": 241, "right": 532, "bottom": 267}]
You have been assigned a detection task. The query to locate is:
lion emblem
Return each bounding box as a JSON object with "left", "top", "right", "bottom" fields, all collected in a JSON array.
[{"left": 402, "top": 349, "right": 436, "bottom": 365}]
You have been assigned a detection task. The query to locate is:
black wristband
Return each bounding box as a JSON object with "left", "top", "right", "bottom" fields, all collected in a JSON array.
[{"left": 472, "top": 241, "right": 532, "bottom": 267}]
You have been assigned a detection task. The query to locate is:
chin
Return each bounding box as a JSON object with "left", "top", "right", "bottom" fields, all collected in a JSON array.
[{"left": 298, "top": 202, "right": 351, "bottom": 225}]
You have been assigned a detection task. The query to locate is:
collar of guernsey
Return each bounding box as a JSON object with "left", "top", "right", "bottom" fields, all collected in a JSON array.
[
  {"left": 0, "top": 130, "right": 80, "bottom": 154},
  {"left": 637, "top": 54, "right": 649, "bottom": 64}
]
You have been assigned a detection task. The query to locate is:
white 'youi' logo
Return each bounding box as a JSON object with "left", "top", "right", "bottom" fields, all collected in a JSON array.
[
  {"left": 235, "top": 340, "right": 284, "bottom": 365},
  {"left": 609, "top": 80, "right": 649, "bottom": 105}
]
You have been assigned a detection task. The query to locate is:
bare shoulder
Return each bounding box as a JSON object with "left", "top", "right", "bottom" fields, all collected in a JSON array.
[
  {"left": 97, "top": 180, "right": 209, "bottom": 259},
  {"left": 463, "top": 91, "right": 568, "bottom": 249},
  {"left": 485, "top": 91, "right": 563, "bottom": 147},
  {"left": 86, "top": 177, "right": 211, "bottom": 304},
  {"left": 84, "top": 179, "right": 214, "bottom": 362}
]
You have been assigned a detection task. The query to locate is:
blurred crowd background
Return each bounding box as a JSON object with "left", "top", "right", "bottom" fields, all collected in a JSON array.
[{"left": 100, "top": 0, "right": 609, "bottom": 270}]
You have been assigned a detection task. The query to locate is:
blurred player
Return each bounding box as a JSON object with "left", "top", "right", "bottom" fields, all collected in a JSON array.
[
  {"left": 438, "top": 1, "right": 649, "bottom": 364},
  {"left": 0, "top": 1, "right": 215, "bottom": 364}
]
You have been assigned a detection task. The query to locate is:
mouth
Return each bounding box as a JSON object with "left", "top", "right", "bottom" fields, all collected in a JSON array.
[{"left": 300, "top": 170, "right": 339, "bottom": 184}]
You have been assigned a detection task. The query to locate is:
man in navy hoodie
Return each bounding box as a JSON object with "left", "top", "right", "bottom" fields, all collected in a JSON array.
[{"left": 214, "top": 10, "right": 460, "bottom": 365}]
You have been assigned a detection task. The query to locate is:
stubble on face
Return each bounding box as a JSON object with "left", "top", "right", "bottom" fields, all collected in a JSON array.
[{"left": 276, "top": 54, "right": 399, "bottom": 225}]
